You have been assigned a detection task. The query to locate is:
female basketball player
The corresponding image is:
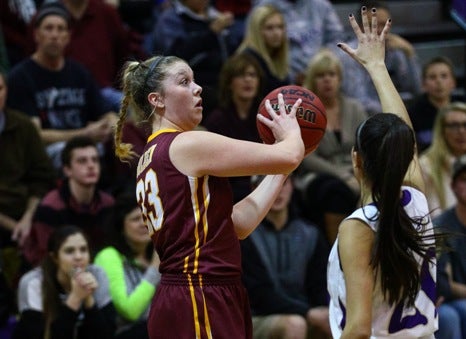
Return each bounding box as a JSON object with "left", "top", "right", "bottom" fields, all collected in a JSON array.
[
  {"left": 327, "top": 7, "right": 438, "bottom": 338},
  {"left": 113, "top": 54, "right": 304, "bottom": 337}
]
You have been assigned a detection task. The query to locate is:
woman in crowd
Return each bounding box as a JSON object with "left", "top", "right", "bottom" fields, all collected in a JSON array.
[
  {"left": 204, "top": 53, "right": 264, "bottom": 202},
  {"left": 301, "top": 48, "right": 368, "bottom": 195},
  {"left": 95, "top": 192, "right": 160, "bottom": 339},
  {"left": 292, "top": 48, "right": 364, "bottom": 244},
  {"left": 13, "top": 225, "right": 115, "bottom": 339},
  {"left": 236, "top": 4, "right": 290, "bottom": 95},
  {"left": 419, "top": 102, "right": 466, "bottom": 216}
]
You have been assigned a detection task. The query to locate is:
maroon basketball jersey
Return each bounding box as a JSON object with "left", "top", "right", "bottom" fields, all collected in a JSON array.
[{"left": 136, "top": 129, "right": 242, "bottom": 276}]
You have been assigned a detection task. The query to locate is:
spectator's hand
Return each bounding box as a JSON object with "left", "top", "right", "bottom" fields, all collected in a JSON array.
[
  {"left": 337, "top": 7, "right": 390, "bottom": 70},
  {"left": 0, "top": 213, "right": 16, "bottom": 233},
  {"left": 210, "top": 12, "right": 234, "bottom": 34},
  {"left": 307, "top": 306, "right": 331, "bottom": 335},
  {"left": 387, "top": 33, "right": 415, "bottom": 58},
  {"left": 11, "top": 218, "right": 32, "bottom": 247},
  {"left": 436, "top": 295, "right": 445, "bottom": 307},
  {"left": 69, "top": 268, "right": 98, "bottom": 305},
  {"left": 75, "top": 270, "right": 98, "bottom": 293},
  {"left": 103, "top": 0, "right": 119, "bottom": 7},
  {"left": 103, "top": 112, "right": 119, "bottom": 128},
  {"left": 84, "top": 119, "right": 113, "bottom": 143}
]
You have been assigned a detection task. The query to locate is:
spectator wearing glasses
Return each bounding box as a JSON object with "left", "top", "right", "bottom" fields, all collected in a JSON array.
[
  {"left": 433, "top": 154, "right": 466, "bottom": 339},
  {"left": 419, "top": 102, "right": 466, "bottom": 216},
  {"left": 204, "top": 53, "right": 264, "bottom": 202}
]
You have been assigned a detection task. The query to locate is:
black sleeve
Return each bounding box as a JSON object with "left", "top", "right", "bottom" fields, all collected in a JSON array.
[
  {"left": 12, "top": 310, "right": 45, "bottom": 339},
  {"left": 0, "top": 269, "right": 14, "bottom": 326},
  {"left": 50, "top": 302, "right": 116, "bottom": 339},
  {"left": 6, "top": 66, "right": 37, "bottom": 117},
  {"left": 78, "top": 303, "right": 116, "bottom": 339},
  {"left": 240, "top": 238, "right": 309, "bottom": 316},
  {"left": 49, "top": 304, "right": 80, "bottom": 339}
]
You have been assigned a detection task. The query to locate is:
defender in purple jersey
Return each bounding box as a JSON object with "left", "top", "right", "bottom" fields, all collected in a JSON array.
[
  {"left": 111, "top": 54, "right": 305, "bottom": 338},
  {"left": 327, "top": 7, "right": 441, "bottom": 338}
]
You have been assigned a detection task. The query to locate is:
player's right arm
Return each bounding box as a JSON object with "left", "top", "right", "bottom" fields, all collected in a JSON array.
[
  {"left": 169, "top": 94, "right": 305, "bottom": 239},
  {"left": 170, "top": 94, "right": 305, "bottom": 178},
  {"left": 232, "top": 174, "right": 287, "bottom": 239}
]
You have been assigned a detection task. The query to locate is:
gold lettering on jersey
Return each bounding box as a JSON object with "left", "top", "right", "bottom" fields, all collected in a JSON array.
[{"left": 137, "top": 144, "right": 156, "bottom": 177}]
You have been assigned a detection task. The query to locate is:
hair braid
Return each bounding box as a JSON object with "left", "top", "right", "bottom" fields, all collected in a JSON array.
[
  {"left": 113, "top": 55, "right": 185, "bottom": 162},
  {"left": 114, "top": 61, "right": 140, "bottom": 161}
]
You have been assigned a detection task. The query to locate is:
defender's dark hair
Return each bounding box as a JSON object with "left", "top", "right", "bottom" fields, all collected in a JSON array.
[
  {"left": 114, "top": 55, "right": 184, "bottom": 161},
  {"left": 61, "top": 136, "right": 97, "bottom": 167},
  {"left": 41, "top": 226, "right": 89, "bottom": 339},
  {"left": 355, "top": 113, "right": 433, "bottom": 307}
]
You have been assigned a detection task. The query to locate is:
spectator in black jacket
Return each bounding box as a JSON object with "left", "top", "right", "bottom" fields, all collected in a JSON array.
[{"left": 241, "top": 175, "right": 331, "bottom": 339}]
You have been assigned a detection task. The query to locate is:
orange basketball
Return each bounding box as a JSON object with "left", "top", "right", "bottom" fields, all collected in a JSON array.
[{"left": 257, "top": 85, "right": 327, "bottom": 154}]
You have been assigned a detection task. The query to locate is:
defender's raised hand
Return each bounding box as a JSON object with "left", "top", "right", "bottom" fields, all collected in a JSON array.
[{"left": 338, "top": 7, "right": 391, "bottom": 69}]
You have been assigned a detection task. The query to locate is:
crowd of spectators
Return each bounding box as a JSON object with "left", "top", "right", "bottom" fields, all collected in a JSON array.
[{"left": 0, "top": 0, "right": 464, "bottom": 338}]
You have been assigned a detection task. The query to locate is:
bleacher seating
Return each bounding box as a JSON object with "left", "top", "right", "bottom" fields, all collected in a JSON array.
[{"left": 333, "top": 0, "right": 465, "bottom": 95}]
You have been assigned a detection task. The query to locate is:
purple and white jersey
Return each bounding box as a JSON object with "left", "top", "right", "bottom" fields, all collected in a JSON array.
[{"left": 327, "top": 186, "right": 437, "bottom": 338}]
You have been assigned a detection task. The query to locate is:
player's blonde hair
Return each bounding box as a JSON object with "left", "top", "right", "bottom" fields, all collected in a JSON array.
[{"left": 114, "top": 55, "right": 184, "bottom": 161}]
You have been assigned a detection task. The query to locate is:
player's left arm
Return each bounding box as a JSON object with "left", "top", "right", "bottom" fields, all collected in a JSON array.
[
  {"left": 231, "top": 174, "right": 287, "bottom": 239},
  {"left": 339, "top": 218, "right": 374, "bottom": 339}
]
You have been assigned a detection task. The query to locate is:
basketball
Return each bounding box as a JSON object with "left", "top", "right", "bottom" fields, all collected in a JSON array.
[{"left": 257, "top": 85, "right": 327, "bottom": 154}]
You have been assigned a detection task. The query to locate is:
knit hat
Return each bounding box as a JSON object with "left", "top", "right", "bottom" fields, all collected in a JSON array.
[{"left": 34, "top": 1, "right": 70, "bottom": 27}]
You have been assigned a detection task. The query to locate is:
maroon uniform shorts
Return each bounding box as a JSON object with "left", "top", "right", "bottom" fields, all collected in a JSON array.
[{"left": 147, "top": 274, "right": 252, "bottom": 339}]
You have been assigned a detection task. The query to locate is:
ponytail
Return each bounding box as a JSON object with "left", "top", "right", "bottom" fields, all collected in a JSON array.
[
  {"left": 356, "top": 113, "right": 432, "bottom": 306},
  {"left": 114, "top": 61, "right": 140, "bottom": 161},
  {"left": 114, "top": 55, "right": 185, "bottom": 161}
]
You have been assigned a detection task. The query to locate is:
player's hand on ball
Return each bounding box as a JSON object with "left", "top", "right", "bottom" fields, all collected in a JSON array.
[
  {"left": 257, "top": 93, "right": 302, "bottom": 143},
  {"left": 256, "top": 85, "right": 327, "bottom": 154}
]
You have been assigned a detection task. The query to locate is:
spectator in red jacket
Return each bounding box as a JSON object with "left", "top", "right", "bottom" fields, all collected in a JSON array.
[{"left": 23, "top": 137, "right": 115, "bottom": 267}]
